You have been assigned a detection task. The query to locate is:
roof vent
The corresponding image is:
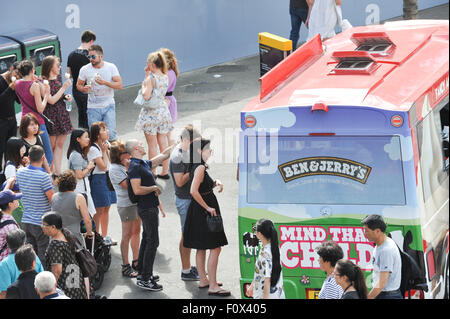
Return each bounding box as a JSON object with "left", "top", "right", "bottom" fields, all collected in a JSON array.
[
  {"left": 351, "top": 32, "right": 395, "bottom": 57},
  {"left": 329, "top": 51, "right": 379, "bottom": 75}
]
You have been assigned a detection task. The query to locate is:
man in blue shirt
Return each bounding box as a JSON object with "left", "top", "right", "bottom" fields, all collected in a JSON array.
[
  {"left": 126, "top": 139, "right": 172, "bottom": 292},
  {"left": 16, "top": 145, "right": 54, "bottom": 265},
  {"left": 0, "top": 229, "right": 44, "bottom": 299}
]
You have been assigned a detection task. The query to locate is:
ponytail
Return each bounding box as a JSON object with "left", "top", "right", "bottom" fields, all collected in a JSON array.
[
  {"left": 256, "top": 219, "right": 282, "bottom": 288},
  {"left": 147, "top": 51, "right": 168, "bottom": 74},
  {"left": 352, "top": 264, "right": 368, "bottom": 299},
  {"left": 336, "top": 259, "right": 368, "bottom": 299}
]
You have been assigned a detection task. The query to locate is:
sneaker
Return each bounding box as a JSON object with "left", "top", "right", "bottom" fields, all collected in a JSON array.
[
  {"left": 191, "top": 266, "right": 199, "bottom": 276},
  {"left": 103, "top": 236, "right": 117, "bottom": 246},
  {"left": 137, "top": 279, "right": 163, "bottom": 291},
  {"left": 181, "top": 268, "right": 200, "bottom": 281},
  {"left": 137, "top": 274, "right": 160, "bottom": 282}
]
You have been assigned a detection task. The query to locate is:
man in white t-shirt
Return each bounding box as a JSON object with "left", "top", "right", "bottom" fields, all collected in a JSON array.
[
  {"left": 362, "top": 214, "right": 402, "bottom": 299},
  {"left": 77, "top": 45, "right": 122, "bottom": 141}
]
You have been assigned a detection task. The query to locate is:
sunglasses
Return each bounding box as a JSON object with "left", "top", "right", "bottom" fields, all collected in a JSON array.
[{"left": 88, "top": 55, "right": 97, "bottom": 60}]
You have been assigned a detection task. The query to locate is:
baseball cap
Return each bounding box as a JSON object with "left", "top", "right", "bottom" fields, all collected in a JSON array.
[{"left": 0, "top": 190, "right": 23, "bottom": 205}]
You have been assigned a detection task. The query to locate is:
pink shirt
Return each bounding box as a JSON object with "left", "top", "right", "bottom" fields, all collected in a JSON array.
[
  {"left": 15, "top": 80, "right": 45, "bottom": 126},
  {"left": 0, "top": 214, "right": 19, "bottom": 262}
]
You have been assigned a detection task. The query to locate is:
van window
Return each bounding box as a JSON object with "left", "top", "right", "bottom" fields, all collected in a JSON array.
[{"left": 247, "top": 135, "right": 406, "bottom": 205}]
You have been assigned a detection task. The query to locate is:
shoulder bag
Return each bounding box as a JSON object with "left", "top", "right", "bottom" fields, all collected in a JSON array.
[{"left": 15, "top": 84, "right": 55, "bottom": 132}]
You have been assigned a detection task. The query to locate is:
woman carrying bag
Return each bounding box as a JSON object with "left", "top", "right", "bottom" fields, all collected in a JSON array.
[{"left": 183, "top": 138, "right": 229, "bottom": 296}]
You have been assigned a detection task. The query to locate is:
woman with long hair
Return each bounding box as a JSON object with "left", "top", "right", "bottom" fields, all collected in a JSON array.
[
  {"left": 334, "top": 259, "right": 368, "bottom": 299},
  {"left": 135, "top": 51, "right": 173, "bottom": 178},
  {"left": 19, "top": 113, "right": 51, "bottom": 174},
  {"left": 40, "top": 56, "right": 73, "bottom": 177},
  {"left": 42, "top": 212, "right": 88, "bottom": 299},
  {"left": 87, "top": 121, "right": 116, "bottom": 241},
  {"left": 15, "top": 59, "right": 53, "bottom": 169},
  {"left": 2, "top": 137, "right": 28, "bottom": 226},
  {"left": 67, "top": 128, "right": 96, "bottom": 217},
  {"left": 247, "top": 218, "right": 285, "bottom": 299},
  {"left": 160, "top": 48, "right": 179, "bottom": 145},
  {"left": 183, "top": 138, "right": 229, "bottom": 296}
]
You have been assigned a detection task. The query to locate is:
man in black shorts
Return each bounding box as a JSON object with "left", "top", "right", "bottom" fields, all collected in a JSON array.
[{"left": 67, "top": 30, "right": 96, "bottom": 129}]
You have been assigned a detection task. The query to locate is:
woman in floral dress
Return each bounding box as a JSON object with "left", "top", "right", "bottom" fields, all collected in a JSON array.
[{"left": 135, "top": 51, "right": 173, "bottom": 177}]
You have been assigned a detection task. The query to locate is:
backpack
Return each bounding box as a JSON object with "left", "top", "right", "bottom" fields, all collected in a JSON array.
[
  {"left": 397, "top": 245, "right": 427, "bottom": 297},
  {"left": 126, "top": 175, "right": 139, "bottom": 204}
]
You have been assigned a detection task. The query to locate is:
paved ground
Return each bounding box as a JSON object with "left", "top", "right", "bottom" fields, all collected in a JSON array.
[{"left": 62, "top": 3, "right": 448, "bottom": 299}]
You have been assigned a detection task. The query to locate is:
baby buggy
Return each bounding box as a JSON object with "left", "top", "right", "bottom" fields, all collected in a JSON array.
[{"left": 81, "top": 220, "right": 112, "bottom": 291}]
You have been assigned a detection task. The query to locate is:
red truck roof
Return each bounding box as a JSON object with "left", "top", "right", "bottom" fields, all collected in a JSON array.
[{"left": 243, "top": 20, "right": 449, "bottom": 113}]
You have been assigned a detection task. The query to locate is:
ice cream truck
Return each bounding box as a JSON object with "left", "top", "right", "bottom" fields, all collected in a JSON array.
[{"left": 238, "top": 20, "right": 449, "bottom": 299}]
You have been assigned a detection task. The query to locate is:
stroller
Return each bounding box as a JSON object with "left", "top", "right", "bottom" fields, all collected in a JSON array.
[{"left": 81, "top": 220, "right": 112, "bottom": 292}]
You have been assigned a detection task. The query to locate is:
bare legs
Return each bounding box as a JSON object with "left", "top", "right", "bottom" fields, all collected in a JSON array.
[
  {"left": 93, "top": 206, "right": 110, "bottom": 238},
  {"left": 49, "top": 134, "right": 67, "bottom": 175},
  {"left": 144, "top": 132, "right": 170, "bottom": 176},
  {"left": 120, "top": 218, "right": 141, "bottom": 265},
  {"left": 196, "top": 247, "right": 222, "bottom": 291}
]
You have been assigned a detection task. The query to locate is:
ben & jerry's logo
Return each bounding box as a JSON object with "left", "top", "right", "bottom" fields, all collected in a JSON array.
[{"left": 278, "top": 157, "right": 372, "bottom": 184}]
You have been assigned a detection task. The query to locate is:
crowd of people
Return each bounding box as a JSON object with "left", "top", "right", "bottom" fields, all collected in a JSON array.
[
  {"left": 1, "top": 26, "right": 406, "bottom": 301},
  {"left": 0, "top": 29, "right": 232, "bottom": 299}
]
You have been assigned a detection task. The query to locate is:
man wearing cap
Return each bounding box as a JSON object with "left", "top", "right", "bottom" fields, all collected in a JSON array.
[
  {"left": 0, "top": 181, "right": 22, "bottom": 262},
  {"left": 15, "top": 145, "right": 53, "bottom": 265}
]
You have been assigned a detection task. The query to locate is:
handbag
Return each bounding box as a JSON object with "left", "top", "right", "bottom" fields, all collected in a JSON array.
[
  {"left": 133, "top": 75, "right": 159, "bottom": 109},
  {"left": 75, "top": 248, "right": 98, "bottom": 278},
  {"left": 206, "top": 214, "right": 224, "bottom": 233},
  {"left": 16, "top": 85, "right": 55, "bottom": 132},
  {"left": 65, "top": 229, "right": 98, "bottom": 278}
]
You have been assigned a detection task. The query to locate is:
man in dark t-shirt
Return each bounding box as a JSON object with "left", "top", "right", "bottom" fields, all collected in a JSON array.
[
  {"left": 67, "top": 30, "right": 96, "bottom": 129},
  {"left": 289, "top": 0, "right": 310, "bottom": 50},
  {"left": 126, "top": 139, "right": 173, "bottom": 292},
  {"left": 0, "top": 62, "right": 20, "bottom": 171}
]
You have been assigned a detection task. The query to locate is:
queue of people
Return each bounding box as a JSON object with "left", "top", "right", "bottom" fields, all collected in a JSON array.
[{"left": 0, "top": 28, "right": 233, "bottom": 299}]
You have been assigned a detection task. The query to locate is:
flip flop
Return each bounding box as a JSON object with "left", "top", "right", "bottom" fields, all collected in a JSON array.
[
  {"left": 199, "top": 282, "right": 223, "bottom": 289},
  {"left": 208, "top": 289, "right": 231, "bottom": 297}
]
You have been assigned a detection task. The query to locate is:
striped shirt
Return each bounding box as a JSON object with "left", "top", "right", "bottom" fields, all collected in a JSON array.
[
  {"left": 318, "top": 275, "right": 343, "bottom": 299},
  {"left": 16, "top": 165, "right": 53, "bottom": 226}
]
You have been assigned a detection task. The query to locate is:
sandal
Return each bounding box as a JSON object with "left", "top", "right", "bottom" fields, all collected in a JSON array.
[
  {"left": 131, "top": 259, "right": 139, "bottom": 272},
  {"left": 208, "top": 289, "right": 231, "bottom": 297},
  {"left": 122, "top": 264, "right": 138, "bottom": 278}
]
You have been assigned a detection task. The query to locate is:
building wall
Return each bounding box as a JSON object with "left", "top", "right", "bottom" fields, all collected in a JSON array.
[{"left": 0, "top": 0, "right": 447, "bottom": 87}]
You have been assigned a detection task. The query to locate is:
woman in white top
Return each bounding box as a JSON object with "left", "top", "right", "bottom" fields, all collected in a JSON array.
[
  {"left": 247, "top": 219, "right": 285, "bottom": 299},
  {"left": 67, "top": 129, "right": 96, "bottom": 218},
  {"left": 135, "top": 51, "right": 173, "bottom": 178},
  {"left": 87, "top": 121, "right": 117, "bottom": 239}
]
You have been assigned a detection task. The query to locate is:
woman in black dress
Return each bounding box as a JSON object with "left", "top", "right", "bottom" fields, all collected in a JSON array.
[
  {"left": 183, "top": 139, "right": 229, "bottom": 296},
  {"left": 333, "top": 259, "right": 368, "bottom": 299}
]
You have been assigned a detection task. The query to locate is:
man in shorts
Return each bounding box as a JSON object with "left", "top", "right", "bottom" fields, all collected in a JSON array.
[
  {"left": 169, "top": 125, "right": 201, "bottom": 281},
  {"left": 77, "top": 44, "right": 122, "bottom": 141}
]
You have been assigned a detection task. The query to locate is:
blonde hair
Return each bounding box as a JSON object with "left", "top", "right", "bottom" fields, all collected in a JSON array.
[
  {"left": 147, "top": 51, "right": 167, "bottom": 74},
  {"left": 160, "top": 48, "right": 179, "bottom": 77}
]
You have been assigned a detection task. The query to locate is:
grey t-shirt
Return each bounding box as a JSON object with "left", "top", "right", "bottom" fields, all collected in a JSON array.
[
  {"left": 169, "top": 146, "right": 191, "bottom": 199},
  {"left": 372, "top": 237, "right": 402, "bottom": 291},
  {"left": 109, "top": 163, "right": 135, "bottom": 208}
]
